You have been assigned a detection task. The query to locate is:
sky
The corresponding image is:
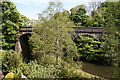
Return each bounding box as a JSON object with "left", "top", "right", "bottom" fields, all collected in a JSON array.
[{"left": 10, "top": 0, "right": 106, "bottom": 20}]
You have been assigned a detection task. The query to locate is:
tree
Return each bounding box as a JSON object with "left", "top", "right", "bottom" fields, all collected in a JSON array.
[
  {"left": 69, "top": 5, "right": 89, "bottom": 27},
  {"left": 99, "top": 1, "right": 120, "bottom": 77},
  {"left": 20, "top": 14, "right": 32, "bottom": 26},
  {"left": 89, "top": 1, "right": 120, "bottom": 77},
  {"left": 90, "top": 11, "right": 106, "bottom": 27},
  {"left": 0, "top": 0, "right": 31, "bottom": 50},
  {"left": 89, "top": 1, "right": 120, "bottom": 28},
  {"left": 30, "top": 1, "right": 79, "bottom": 63},
  {"left": 73, "top": 34, "right": 105, "bottom": 63}
]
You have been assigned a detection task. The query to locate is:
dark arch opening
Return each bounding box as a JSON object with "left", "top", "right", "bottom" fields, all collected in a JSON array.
[{"left": 19, "top": 33, "right": 32, "bottom": 61}]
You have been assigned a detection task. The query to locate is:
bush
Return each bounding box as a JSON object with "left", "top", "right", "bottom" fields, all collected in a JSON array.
[
  {"left": 1, "top": 50, "right": 23, "bottom": 78},
  {"left": 35, "top": 54, "right": 64, "bottom": 66},
  {"left": 58, "top": 61, "right": 82, "bottom": 78},
  {"left": 1, "top": 51, "right": 83, "bottom": 78},
  {"left": 23, "top": 54, "right": 83, "bottom": 78},
  {"left": 23, "top": 60, "right": 60, "bottom": 78}
]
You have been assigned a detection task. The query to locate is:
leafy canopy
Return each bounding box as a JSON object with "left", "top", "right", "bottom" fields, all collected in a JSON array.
[
  {"left": 0, "top": 0, "right": 31, "bottom": 50},
  {"left": 30, "top": 1, "right": 79, "bottom": 62}
]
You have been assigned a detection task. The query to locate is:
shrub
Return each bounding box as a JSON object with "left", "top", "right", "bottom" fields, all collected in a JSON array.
[
  {"left": 23, "top": 54, "right": 83, "bottom": 78},
  {"left": 24, "top": 60, "right": 60, "bottom": 78},
  {"left": 58, "top": 61, "right": 83, "bottom": 78},
  {"left": 1, "top": 50, "right": 23, "bottom": 78},
  {"left": 36, "top": 54, "right": 64, "bottom": 66},
  {"left": 22, "top": 63, "right": 31, "bottom": 76}
]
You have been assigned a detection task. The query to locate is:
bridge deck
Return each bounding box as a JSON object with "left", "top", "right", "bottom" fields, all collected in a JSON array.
[
  {"left": 19, "top": 26, "right": 106, "bottom": 33},
  {"left": 19, "top": 27, "right": 33, "bottom": 32},
  {"left": 69, "top": 27, "right": 106, "bottom": 33}
]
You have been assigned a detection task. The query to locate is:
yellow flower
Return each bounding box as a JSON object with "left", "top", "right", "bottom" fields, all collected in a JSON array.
[{"left": 5, "top": 72, "right": 14, "bottom": 78}]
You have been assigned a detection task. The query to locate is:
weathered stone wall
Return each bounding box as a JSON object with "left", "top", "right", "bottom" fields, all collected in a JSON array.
[{"left": 69, "top": 27, "right": 106, "bottom": 41}]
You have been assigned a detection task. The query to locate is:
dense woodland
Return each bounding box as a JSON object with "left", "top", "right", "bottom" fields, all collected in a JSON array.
[{"left": 0, "top": 0, "right": 120, "bottom": 79}]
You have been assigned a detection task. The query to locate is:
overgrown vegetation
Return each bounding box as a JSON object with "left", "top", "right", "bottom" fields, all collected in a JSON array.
[
  {"left": 1, "top": 0, "right": 120, "bottom": 79},
  {"left": 1, "top": 50, "right": 83, "bottom": 78},
  {"left": 1, "top": 50, "right": 23, "bottom": 78},
  {"left": 29, "top": 1, "right": 79, "bottom": 63},
  {"left": 0, "top": 1, "right": 31, "bottom": 50},
  {"left": 74, "top": 35, "right": 103, "bottom": 61}
]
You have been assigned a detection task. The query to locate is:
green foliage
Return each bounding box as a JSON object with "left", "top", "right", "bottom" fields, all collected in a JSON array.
[
  {"left": 23, "top": 53, "right": 83, "bottom": 78},
  {"left": 20, "top": 14, "right": 32, "bottom": 26},
  {"left": 89, "top": 2, "right": 120, "bottom": 28},
  {"left": 69, "top": 2, "right": 120, "bottom": 28},
  {"left": 24, "top": 60, "right": 60, "bottom": 78},
  {"left": 74, "top": 32, "right": 119, "bottom": 66},
  {"left": 1, "top": 50, "right": 23, "bottom": 78},
  {"left": 1, "top": 1, "right": 20, "bottom": 49},
  {"left": 70, "top": 5, "right": 89, "bottom": 27},
  {"left": 0, "top": 33, "right": 4, "bottom": 49},
  {"left": 1, "top": 50, "right": 22, "bottom": 71},
  {"left": 1, "top": 49, "right": 82, "bottom": 78},
  {"left": 101, "top": 32, "right": 120, "bottom": 77},
  {"left": 30, "top": 1, "right": 79, "bottom": 62},
  {"left": 102, "top": 32, "right": 119, "bottom": 63},
  {"left": 34, "top": 53, "right": 62, "bottom": 65},
  {"left": 0, "top": 1, "right": 31, "bottom": 50},
  {"left": 74, "top": 35, "right": 103, "bottom": 61},
  {"left": 58, "top": 61, "right": 82, "bottom": 78},
  {"left": 72, "top": 1, "right": 119, "bottom": 66},
  {"left": 70, "top": 5, "right": 85, "bottom": 12},
  {"left": 97, "top": 1, "right": 120, "bottom": 71},
  {"left": 29, "top": 1, "right": 83, "bottom": 78},
  {"left": 90, "top": 11, "right": 106, "bottom": 27}
]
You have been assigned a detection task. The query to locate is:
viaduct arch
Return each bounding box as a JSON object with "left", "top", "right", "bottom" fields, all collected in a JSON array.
[{"left": 15, "top": 27, "right": 33, "bottom": 59}]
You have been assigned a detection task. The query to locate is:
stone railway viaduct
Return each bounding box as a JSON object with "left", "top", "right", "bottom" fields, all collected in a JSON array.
[{"left": 15, "top": 26, "right": 106, "bottom": 58}]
